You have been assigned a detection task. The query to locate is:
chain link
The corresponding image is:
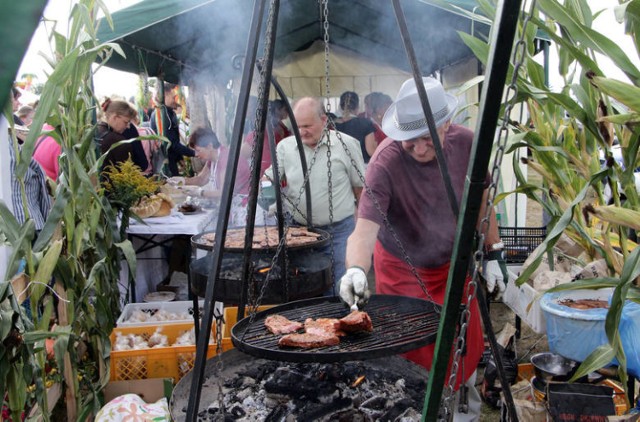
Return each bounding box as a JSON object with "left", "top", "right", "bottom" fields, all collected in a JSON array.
[
  {"left": 319, "top": 0, "right": 337, "bottom": 289},
  {"left": 330, "top": 128, "right": 439, "bottom": 305},
  {"left": 439, "top": 1, "right": 537, "bottom": 417},
  {"left": 211, "top": 1, "right": 280, "bottom": 417},
  {"left": 322, "top": 0, "right": 331, "bottom": 108},
  {"left": 214, "top": 305, "right": 225, "bottom": 415}
]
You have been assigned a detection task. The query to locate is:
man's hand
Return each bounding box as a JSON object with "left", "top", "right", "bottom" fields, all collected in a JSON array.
[
  {"left": 485, "top": 252, "right": 508, "bottom": 300},
  {"left": 182, "top": 185, "right": 203, "bottom": 197},
  {"left": 339, "top": 267, "right": 370, "bottom": 310},
  {"left": 167, "top": 176, "right": 185, "bottom": 186}
]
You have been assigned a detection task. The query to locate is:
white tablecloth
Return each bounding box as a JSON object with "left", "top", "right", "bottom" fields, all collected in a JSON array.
[
  {"left": 127, "top": 209, "right": 217, "bottom": 235},
  {"left": 120, "top": 209, "right": 217, "bottom": 303}
]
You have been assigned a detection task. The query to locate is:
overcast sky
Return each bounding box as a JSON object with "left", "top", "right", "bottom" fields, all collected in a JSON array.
[{"left": 16, "top": 1, "right": 640, "bottom": 100}]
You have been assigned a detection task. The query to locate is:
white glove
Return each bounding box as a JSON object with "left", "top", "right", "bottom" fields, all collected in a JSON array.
[
  {"left": 267, "top": 203, "right": 277, "bottom": 218},
  {"left": 167, "top": 176, "right": 185, "bottom": 186},
  {"left": 485, "top": 260, "right": 507, "bottom": 300},
  {"left": 339, "top": 267, "right": 370, "bottom": 310}
]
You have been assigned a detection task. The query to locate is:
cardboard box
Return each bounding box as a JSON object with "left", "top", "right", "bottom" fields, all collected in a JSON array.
[{"left": 104, "top": 378, "right": 173, "bottom": 403}]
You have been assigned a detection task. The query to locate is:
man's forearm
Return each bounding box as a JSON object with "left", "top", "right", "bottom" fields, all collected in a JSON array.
[{"left": 345, "top": 218, "right": 379, "bottom": 274}]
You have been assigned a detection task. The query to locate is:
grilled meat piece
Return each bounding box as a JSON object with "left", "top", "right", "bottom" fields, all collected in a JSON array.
[
  {"left": 278, "top": 332, "right": 340, "bottom": 348},
  {"left": 265, "top": 315, "right": 304, "bottom": 335},
  {"left": 339, "top": 311, "right": 373, "bottom": 333},
  {"left": 304, "top": 318, "right": 346, "bottom": 337}
]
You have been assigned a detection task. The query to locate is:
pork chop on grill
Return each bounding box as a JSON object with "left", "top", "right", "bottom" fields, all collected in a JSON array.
[
  {"left": 265, "top": 314, "right": 304, "bottom": 335},
  {"left": 339, "top": 311, "right": 373, "bottom": 333},
  {"left": 278, "top": 332, "right": 340, "bottom": 349},
  {"left": 304, "top": 317, "right": 346, "bottom": 337}
]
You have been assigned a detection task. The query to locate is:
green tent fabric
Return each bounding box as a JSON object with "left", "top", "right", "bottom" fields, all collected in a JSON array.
[
  {"left": 0, "top": 1, "right": 48, "bottom": 110},
  {"left": 95, "top": 0, "right": 491, "bottom": 85}
]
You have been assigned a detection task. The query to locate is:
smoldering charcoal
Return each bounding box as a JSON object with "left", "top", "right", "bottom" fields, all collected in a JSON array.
[{"left": 178, "top": 358, "right": 426, "bottom": 421}]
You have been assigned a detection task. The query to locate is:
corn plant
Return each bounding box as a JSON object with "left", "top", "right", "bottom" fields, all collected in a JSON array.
[
  {"left": 0, "top": 1, "right": 136, "bottom": 419},
  {"left": 439, "top": 0, "right": 640, "bottom": 395}
]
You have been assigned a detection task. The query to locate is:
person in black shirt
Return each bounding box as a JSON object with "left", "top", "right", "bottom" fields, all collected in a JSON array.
[
  {"left": 335, "top": 91, "right": 376, "bottom": 164},
  {"left": 150, "top": 84, "right": 196, "bottom": 176},
  {"left": 96, "top": 98, "right": 148, "bottom": 173}
]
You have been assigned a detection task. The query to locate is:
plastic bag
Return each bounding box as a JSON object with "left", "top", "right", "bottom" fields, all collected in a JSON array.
[{"left": 481, "top": 344, "right": 519, "bottom": 409}]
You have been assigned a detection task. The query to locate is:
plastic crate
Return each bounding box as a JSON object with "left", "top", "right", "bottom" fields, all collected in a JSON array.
[
  {"left": 116, "top": 301, "right": 203, "bottom": 327},
  {"left": 499, "top": 226, "right": 547, "bottom": 264},
  {"left": 109, "top": 322, "right": 233, "bottom": 383},
  {"left": 222, "top": 305, "right": 274, "bottom": 339}
]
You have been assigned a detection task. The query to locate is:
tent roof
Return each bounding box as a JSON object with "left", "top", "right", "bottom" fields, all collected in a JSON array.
[{"left": 96, "top": 0, "right": 490, "bottom": 86}]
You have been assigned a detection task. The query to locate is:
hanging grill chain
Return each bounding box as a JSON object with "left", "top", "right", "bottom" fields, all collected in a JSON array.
[
  {"left": 322, "top": 0, "right": 434, "bottom": 303},
  {"left": 320, "top": 0, "right": 337, "bottom": 289},
  {"left": 214, "top": 1, "right": 280, "bottom": 413},
  {"left": 439, "top": 1, "right": 537, "bottom": 418},
  {"left": 332, "top": 130, "right": 438, "bottom": 305},
  {"left": 322, "top": 0, "right": 331, "bottom": 107},
  {"left": 247, "top": 0, "right": 278, "bottom": 242},
  {"left": 214, "top": 305, "right": 225, "bottom": 415}
]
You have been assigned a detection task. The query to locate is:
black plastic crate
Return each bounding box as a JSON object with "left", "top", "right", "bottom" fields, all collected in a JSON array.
[{"left": 498, "top": 226, "right": 547, "bottom": 264}]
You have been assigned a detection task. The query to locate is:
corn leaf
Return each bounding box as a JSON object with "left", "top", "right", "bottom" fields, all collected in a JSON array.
[
  {"left": 30, "top": 241, "right": 62, "bottom": 305},
  {"left": 538, "top": 0, "right": 640, "bottom": 82},
  {"left": 570, "top": 344, "right": 617, "bottom": 381},
  {"left": 517, "top": 168, "right": 609, "bottom": 286}
]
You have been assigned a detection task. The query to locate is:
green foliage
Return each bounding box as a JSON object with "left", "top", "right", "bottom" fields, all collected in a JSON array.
[
  {"left": 455, "top": 0, "right": 640, "bottom": 397},
  {"left": 0, "top": 0, "right": 135, "bottom": 419},
  {"left": 103, "top": 160, "right": 160, "bottom": 209}
]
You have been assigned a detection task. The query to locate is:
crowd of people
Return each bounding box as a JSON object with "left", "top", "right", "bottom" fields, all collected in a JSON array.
[{"left": 6, "top": 78, "right": 508, "bottom": 421}]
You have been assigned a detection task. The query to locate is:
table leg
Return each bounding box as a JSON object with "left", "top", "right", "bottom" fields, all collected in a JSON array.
[{"left": 193, "top": 296, "right": 200, "bottom": 339}]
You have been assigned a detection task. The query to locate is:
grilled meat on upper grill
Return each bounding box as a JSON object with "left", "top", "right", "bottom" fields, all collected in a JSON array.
[
  {"left": 278, "top": 332, "right": 340, "bottom": 348},
  {"left": 265, "top": 315, "right": 304, "bottom": 335},
  {"left": 339, "top": 311, "right": 373, "bottom": 333}
]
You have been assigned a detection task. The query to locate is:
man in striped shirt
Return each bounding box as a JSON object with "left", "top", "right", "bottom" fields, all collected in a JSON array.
[{"left": 7, "top": 89, "right": 51, "bottom": 232}]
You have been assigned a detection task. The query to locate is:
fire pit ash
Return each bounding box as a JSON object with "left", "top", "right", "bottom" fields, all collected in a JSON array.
[{"left": 171, "top": 349, "right": 427, "bottom": 421}]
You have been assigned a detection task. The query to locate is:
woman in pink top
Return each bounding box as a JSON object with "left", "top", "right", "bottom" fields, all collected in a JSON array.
[{"left": 32, "top": 124, "right": 62, "bottom": 180}]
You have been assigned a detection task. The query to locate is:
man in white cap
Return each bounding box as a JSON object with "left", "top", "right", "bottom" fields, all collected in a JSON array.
[{"left": 339, "top": 77, "right": 506, "bottom": 421}]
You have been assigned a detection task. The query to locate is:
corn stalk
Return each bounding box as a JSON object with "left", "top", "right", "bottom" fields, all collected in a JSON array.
[
  {"left": 431, "top": 0, "right": 640, "bottom": 398},
  {"left": 1, "top": 1, "right": 136, "bottom": 419}
]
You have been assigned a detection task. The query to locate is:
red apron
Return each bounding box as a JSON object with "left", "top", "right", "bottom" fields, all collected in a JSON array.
[{"left": 374, "top": 241, "right": 483, "bottom": 390}]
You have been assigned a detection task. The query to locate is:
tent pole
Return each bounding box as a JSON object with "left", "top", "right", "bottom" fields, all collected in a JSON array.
[
  {"left": 185, "top": 1, "right": 267, "bottom": 420},
  {"left": 422, "top": 0, "right": 523, "bottom": 419},
  {"left": 392, "top": 0, "right": 459, "bottom": 219}
]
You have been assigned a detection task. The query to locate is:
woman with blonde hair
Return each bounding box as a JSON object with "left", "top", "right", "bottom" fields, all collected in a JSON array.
[{"left": 96, "top": 98, "right": 148, "bottom": 172}]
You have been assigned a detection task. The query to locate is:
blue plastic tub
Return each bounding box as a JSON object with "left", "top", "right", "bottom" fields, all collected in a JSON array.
[{"left": 540, "top": 289, "right": 640, "bottom": 378}]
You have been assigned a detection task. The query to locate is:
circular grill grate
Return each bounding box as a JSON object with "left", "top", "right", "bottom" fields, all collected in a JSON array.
[{"left": 232, "top": 295, "right": 441, "bottom": 363}]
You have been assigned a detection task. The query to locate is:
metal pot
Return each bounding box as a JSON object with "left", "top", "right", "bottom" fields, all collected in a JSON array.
[{"left": 530, "top": 352, "right": 577, "bottom": 383}]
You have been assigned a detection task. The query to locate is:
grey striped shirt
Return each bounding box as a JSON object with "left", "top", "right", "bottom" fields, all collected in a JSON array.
[{"left": 9, "top": 144, "right": 52, "bottom": 231}]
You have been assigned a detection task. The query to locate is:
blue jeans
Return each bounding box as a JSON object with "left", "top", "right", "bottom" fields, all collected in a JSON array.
[{"left": 315, "top": 216, "right": 356, "bottom": 296}]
